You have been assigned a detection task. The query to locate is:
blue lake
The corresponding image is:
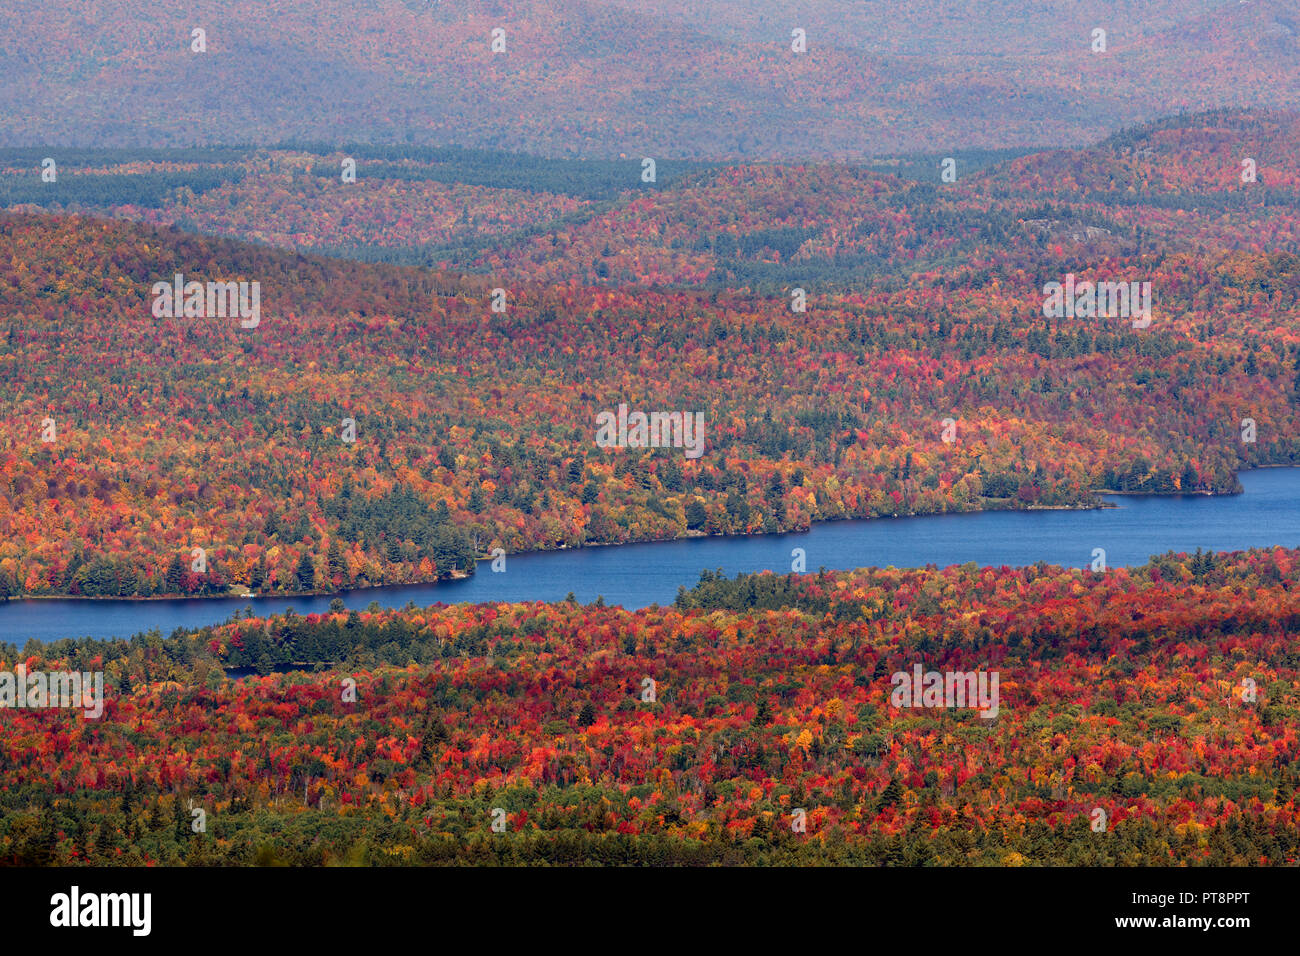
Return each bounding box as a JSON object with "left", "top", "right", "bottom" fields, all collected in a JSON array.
[{"left": 4, "top": 467, "right": 1299, "bottom": 643}]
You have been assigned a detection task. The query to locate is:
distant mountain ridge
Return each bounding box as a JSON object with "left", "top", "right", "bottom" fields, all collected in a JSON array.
[
  {"left": 1, "top": 0, "right": 1297, "bottom": 158},
  {"left": 6, "top": 109, "right": 1299, "bottom": 287}
]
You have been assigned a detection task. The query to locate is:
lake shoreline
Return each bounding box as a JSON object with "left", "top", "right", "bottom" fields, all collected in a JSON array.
[
  {"left": 0, "top": 479, "right": 1247, "bottom": 604},
  {"left": 5, "top": 465, "right": 1298, "bottom": 643},
  {"left": 2, "top": 498, "right": 1107, "bottom": 604}
]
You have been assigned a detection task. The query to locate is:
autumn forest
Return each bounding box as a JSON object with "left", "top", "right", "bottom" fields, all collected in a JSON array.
[
  {"left": 3, "top": 548, "right": 1299, "bottom": 865},
  {"left": 3, "top": 111, "right": 1300, "bottom": 599},
  {"left": 2, "top": 0, "right": 1299, "bottom": 882}
]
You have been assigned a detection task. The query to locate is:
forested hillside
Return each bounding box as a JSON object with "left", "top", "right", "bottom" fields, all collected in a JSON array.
[
  {"left": 3, "top": 189, "right": 1300, "bottom": 597},
  {"left": 7, "top": 110, "right": 1298, "bottom": 288},
  {"left": 3, "top": 1, "right": 1296, "bottom": 157},
  {"left": 2, "top": 548, "right": 1297, "bottom": 865},
  {"left": 6, "top": 0, "right": 1299, "bottom": 899}
]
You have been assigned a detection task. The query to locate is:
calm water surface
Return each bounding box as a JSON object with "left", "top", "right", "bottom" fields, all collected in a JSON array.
[{"left": 4, "top": 468, "right": 1299, "bottom": 642}]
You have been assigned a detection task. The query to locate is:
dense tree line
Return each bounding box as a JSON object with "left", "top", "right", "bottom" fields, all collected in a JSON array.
[{"left": 2, "top": 547, "right": 1298, "bottom": 866}]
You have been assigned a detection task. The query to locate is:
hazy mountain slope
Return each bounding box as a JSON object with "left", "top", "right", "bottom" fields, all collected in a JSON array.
[
  {"left": 7, "top": 110, "right": 1299, "bottom": 285},
  {"left": 3, "top": 207, "right": 1300, "bottom": 597},
  {"left": 1, "top": 0, "right": 1296, "bottom": 158}
]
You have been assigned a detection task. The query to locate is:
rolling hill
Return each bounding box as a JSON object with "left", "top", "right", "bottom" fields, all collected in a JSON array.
[{"left": 1, "top": 0, "right": 1296, "bottom": 158}]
